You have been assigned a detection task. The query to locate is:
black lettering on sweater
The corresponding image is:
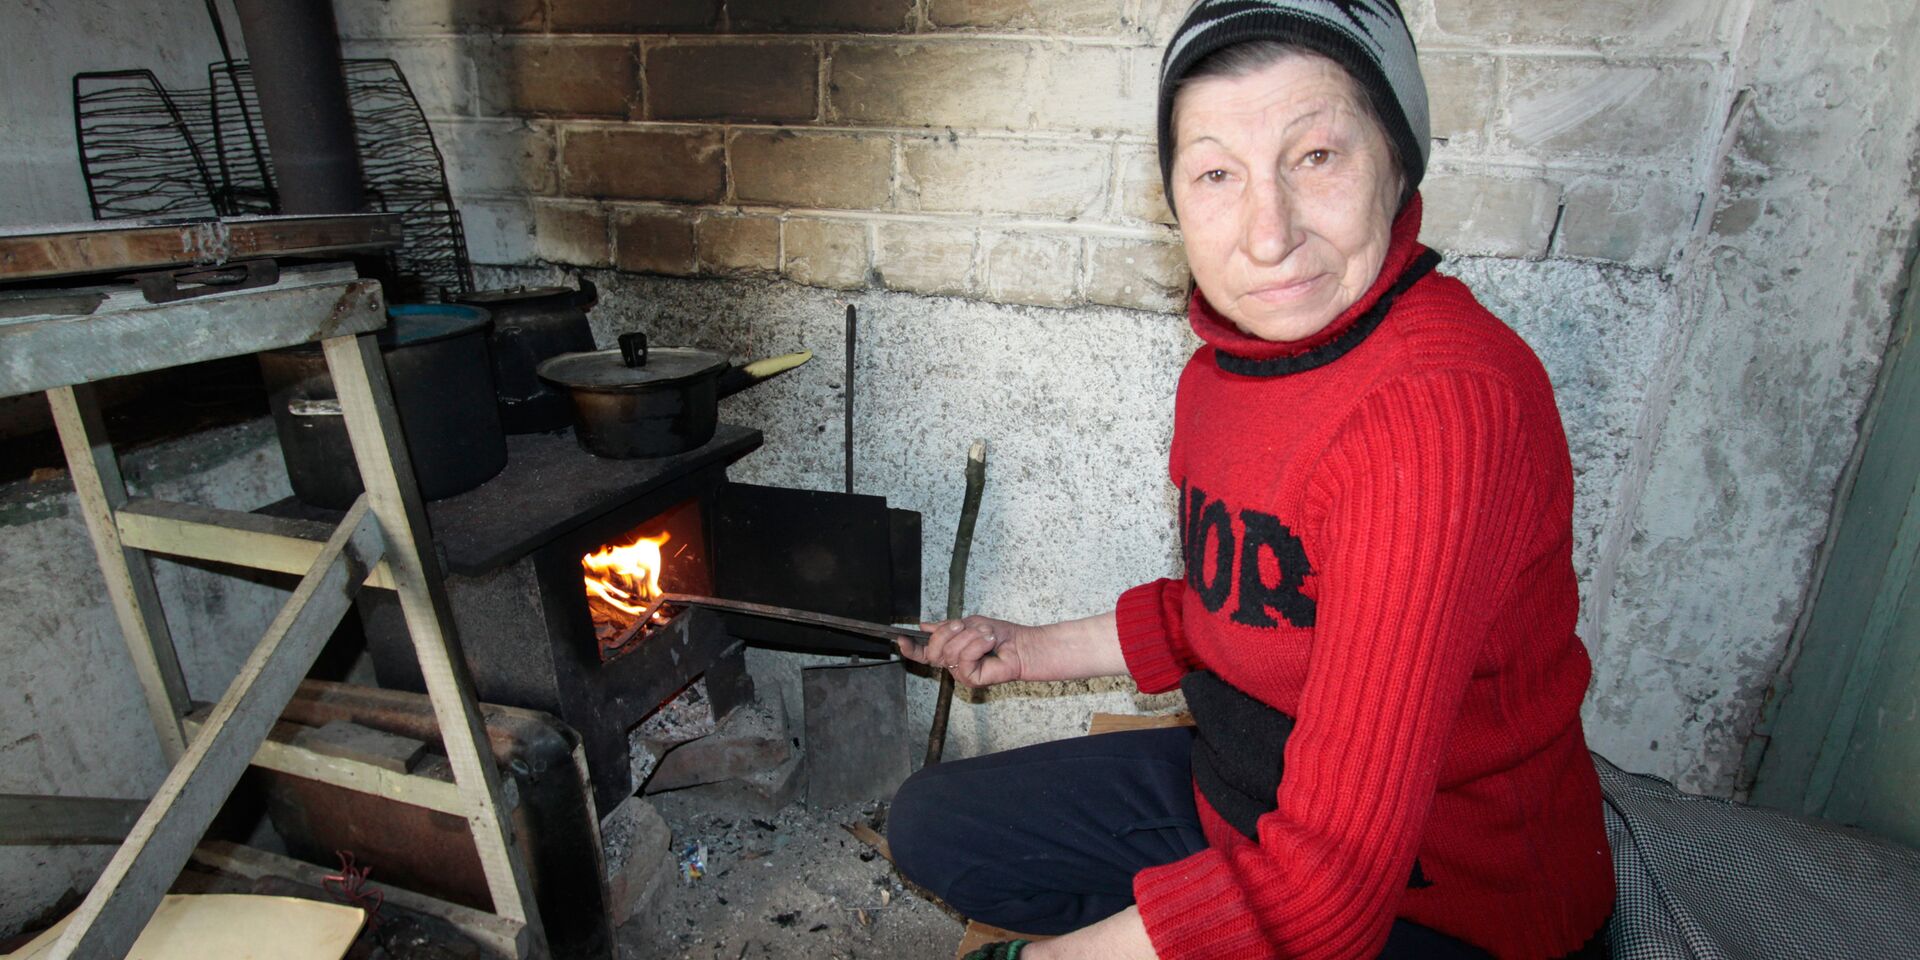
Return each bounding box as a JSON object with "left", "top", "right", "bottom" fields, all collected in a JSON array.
[
  {"left": 1179, "top": 484, "right": 1316, "bottom": 629},
  {"left": 1231, "top": 510, "right": 1317, "bottom": 629}
]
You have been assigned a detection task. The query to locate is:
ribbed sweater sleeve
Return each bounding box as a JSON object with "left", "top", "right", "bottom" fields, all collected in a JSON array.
[
  {"left": 1117, "top": 578, "right": 1193, "bottom": 694},
  {"left": 1132, "top": 368, "right": 1544, "bottom": 960}
]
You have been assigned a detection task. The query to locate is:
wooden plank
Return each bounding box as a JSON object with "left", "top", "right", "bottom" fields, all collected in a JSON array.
[
  {"left": 841, "top": 821, "right": 892, "bottom": 862},
  {"left": 117, "top": 497, "right": 398, "bottom": 589},
  {"left": 323, "top": 333, "right": 547, "bottom": 946},
  {"left": 47, "top": 383, "right": 191, "bottom": 762},
  {"left": 1086, "top": 712, "right": 1194, "bottom": 736},
  {"left": 0, "top": 795, "right": 143, "bottom": 846},
  {"left": 0, "top": 213, "right": 401, "bottom": 282},
  {"left": 191, "top": 841, "right": 528, "bottom": 959},
  {"left": 291, "top": 719, "right": 428, "bottom": 774},
  {"left": 0, "top": 276, "right": 385, "bottom": 399},
  {"left": 178, "top": 715, "right": 510, "bottom": 817},
  {"left": 48, "top": 498, "right": 385, "bottom": 960}
]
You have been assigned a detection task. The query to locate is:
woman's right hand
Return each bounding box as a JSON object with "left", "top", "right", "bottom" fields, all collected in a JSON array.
[{"left": 898, "top": 615, "right": 1035, "bottom": 688}]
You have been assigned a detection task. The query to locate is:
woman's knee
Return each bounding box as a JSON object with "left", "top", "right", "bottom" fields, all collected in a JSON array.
[{"left": 885, "top": 764, "right": 955, "bottom": 889}]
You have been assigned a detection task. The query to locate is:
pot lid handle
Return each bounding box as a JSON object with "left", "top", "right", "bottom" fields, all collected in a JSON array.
[{"left": 618, "top": 332, "right": 648, "bottom": 368}]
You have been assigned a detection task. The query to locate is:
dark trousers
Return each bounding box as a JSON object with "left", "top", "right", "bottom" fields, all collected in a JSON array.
[{"left": 887, "top": 727, "right": 1492, "bottom": 958}]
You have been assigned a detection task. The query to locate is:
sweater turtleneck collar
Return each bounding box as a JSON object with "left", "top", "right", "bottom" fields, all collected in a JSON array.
[{"left": 1190, "top": 195, "right": 1437, "bottom": 377}]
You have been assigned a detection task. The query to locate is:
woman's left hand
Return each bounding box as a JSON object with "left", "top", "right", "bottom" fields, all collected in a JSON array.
[{"left": 902, "top": 615, "right": 1034, "bottom": 687}]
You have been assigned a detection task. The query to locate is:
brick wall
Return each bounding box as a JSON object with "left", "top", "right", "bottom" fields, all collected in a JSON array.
[{"left": 339, "top": 0, "right": 1740, "bottom": 313}]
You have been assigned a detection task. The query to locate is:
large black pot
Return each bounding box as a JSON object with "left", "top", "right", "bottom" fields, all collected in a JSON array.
[
  {"left": 537, "top": 332, "right": 810, "bottom": 459},
  {"left": 454, "top": 280, "right": 597, "bottom": 434},
  {"left": 260, "top": 303, "right": 508, "bottom": 509}
]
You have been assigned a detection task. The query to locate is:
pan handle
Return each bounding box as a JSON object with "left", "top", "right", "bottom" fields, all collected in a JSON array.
[
  {"left": 716, "top": 350, "right": 812, "bottom": 398},
  {"left": 571, "top": 277, "right": 598, "bottom": 311}
]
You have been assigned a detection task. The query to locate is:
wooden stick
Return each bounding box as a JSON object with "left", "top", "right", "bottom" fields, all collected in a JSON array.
[
  {"left": 47, "top": 383, "right": 191, "bottom": 762},
  {"left": 116, "top": 496, "right": 398, "bottom": 589},
  {"left": 926, "top": 440, "right": 988, "bottom": 766},
  {"left": 323, "top": 332, "right": 546, "bottom": 947}
]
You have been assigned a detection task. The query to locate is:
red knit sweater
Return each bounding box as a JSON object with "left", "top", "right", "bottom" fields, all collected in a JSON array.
[{"left": 1117, "top": 198, "right": 1614, "bottom": 960}]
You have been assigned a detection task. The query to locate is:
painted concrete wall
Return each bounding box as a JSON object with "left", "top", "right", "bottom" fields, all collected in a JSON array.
[
  {"left": 0, "top": 0, "right": 241, "bottom": 224},
  {"left": 0, "top": 423, "right": 296, "bottom": 935}
]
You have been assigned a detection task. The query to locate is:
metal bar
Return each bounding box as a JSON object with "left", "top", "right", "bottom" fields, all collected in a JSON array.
[
  {"left": 117, "top": 496, "right": 397, "bottom": 589},
  {"left": 49, "top": 497, "right": 384, "bottom": 960},
  {"left": 323, "top": 332, "right": 547, "bottom": 946},
  {"left": 46, "top": 383, "right": 191, "bottom": 761},
  {"left": 0, "top": 795, "right": 144, "bottom": 846},
  {"left": 662, "top": 592, "right": 930, "bottom": 645}
]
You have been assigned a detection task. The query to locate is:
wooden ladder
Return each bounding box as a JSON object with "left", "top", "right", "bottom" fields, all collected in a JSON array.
[{"left": 0, "top": 264, "right": 547, "bottom": 958}]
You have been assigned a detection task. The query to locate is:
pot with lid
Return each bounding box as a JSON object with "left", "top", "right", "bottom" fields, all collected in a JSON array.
[
  {"left": 260, "top": 303, "right": 508, "bottom": 509},
  {"left": 454, "top": 279, "right": 597, "bottom": 434},
  {"left": 538, "top": 332, "right": 811, "bottom": 459}
]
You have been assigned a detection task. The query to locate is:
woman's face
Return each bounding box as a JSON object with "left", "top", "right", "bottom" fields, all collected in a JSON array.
[{"left": 1171, "top": 54, "right": 1401, "bottom": 343}]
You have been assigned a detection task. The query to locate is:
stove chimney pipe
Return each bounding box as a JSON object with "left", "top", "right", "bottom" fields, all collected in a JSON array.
[{"left": 231, "top": 0, "right": 366, "bottom": 214}]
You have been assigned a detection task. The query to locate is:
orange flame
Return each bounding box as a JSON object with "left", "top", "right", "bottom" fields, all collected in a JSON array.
[{"left": 582, "top": 531, "right": 671, "bottom": 616}]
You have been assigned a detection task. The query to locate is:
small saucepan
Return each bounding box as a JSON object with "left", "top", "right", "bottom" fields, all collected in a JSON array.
[{"left": 537, "top": 332, "right": 811, "bottom": 458}]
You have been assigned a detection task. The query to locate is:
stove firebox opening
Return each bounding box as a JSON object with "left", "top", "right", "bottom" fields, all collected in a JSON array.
[{"left": 582, "top": 496, "right": 711, "bottom": 662}]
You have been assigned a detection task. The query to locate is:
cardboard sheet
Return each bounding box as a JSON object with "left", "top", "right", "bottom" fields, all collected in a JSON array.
[{"left": 7, "top": 894, "right": 364, "bottom": 960}]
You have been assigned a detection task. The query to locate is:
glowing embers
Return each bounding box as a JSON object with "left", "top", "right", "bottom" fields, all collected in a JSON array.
[{"left": 584, "top": 531, "right": 676, "bottom": 658}]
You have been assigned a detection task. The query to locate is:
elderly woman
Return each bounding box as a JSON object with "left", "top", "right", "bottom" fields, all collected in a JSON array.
[{"left": 888, "top": 1, "right": 1614, "bottom": 958}]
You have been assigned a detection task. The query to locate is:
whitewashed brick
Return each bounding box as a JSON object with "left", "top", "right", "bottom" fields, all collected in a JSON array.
[
  {"left": 1503, "top": 59, "right": 1717, "bottom": 160},
  {"left": 1027, "top": 47, "right": 1156, "bottom": 138},
  {"left": 1430, "top": 0, "right": 1733, "bottom": 51},
  {"left": 437, "top": 119, "right": 555, "bottom": 197},
  {"left": 697, "top": 216, "right": 781, "bottom": 275},
  {"left": 1114, "top": 146, "right": 1175, "bottom": 225},
  {"left": 533, "top": 201, "right": 611, "bottom": 267},
  {"left": 982, "top": 231, "right": 1080, "bottom": 308},
  {"left": 335, "top": 0, "right": 541, "bottom": 38},
  {"left": 873, "top": 221, "right": 977, "bottom": 297},
  {"left": 1419, "top": 53, "right": 1496, "bottom": 146},
  {"left": 927, "top": 0, "right": 1130, "bottom": 37},
  {"left": 1086, "top": 239, "right": 1189, "bottom": 312},
  {"left": 1555, "top": 176, "right": 1696, "bottom": 267},
  {"left": 731, "top": 130, "right": 893, "bottom": 210},
  {"left": 459, "top": 199, "right": 536, "bottom": 265},
  {"left": 829, "top": 42, "right": 1033, "bottom": 131},
  {"left": 1420, "top": 173, "right": 1561, "bottom": 259},
  {"left": 783, "top": 219, "right": 869, "bottom": 289},
  {"left": 1138, "top": 0, "right": 1191, "bottom": 45},
  {"left": 899, "top": 137, "right": 1108, "bottom": 218},
  {"left": 614, "top": 208, "right": 698, "bottom": 275}
]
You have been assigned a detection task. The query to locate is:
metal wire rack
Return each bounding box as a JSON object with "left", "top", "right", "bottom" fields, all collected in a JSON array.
[
  {"left": 72, "top": 70, "right": 222, "bottom": 221},
  {"left": 73, "top": 59, "right": 472, "bottom": 301}
]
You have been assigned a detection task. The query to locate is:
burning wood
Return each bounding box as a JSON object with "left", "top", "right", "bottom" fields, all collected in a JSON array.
[{"left": 584, "top": 531, "right": 674, "bottom": 655}]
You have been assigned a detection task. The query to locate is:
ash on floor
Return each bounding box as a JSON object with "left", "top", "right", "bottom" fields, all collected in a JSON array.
[{"left": 617, "top": 792, "right": 964, "bottom": 960}]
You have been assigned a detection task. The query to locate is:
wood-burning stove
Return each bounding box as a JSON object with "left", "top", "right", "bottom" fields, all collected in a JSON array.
[{"left": 338, "top": 424, "right": 920, "bottom": 813}]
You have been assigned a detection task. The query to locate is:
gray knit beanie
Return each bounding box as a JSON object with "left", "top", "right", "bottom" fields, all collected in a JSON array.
[{"left": 1157, "top": 0, "right": 1430, "bottom": 215}]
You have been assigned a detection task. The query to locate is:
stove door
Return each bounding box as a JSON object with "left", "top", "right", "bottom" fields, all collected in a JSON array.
[{"left": 711, "top": 482, "right": 921, "bottom": 656}]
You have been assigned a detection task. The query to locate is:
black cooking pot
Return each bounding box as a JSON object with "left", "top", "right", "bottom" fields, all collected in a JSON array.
[
  {"left": 260, "top": 303, "right": 508, "bottom": 509},
  {"left": 454, "top": 280, "right": 598, "bottom": 434},
  {"left": 537, "top": 332, "right": 810, "bottom": 459}
]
